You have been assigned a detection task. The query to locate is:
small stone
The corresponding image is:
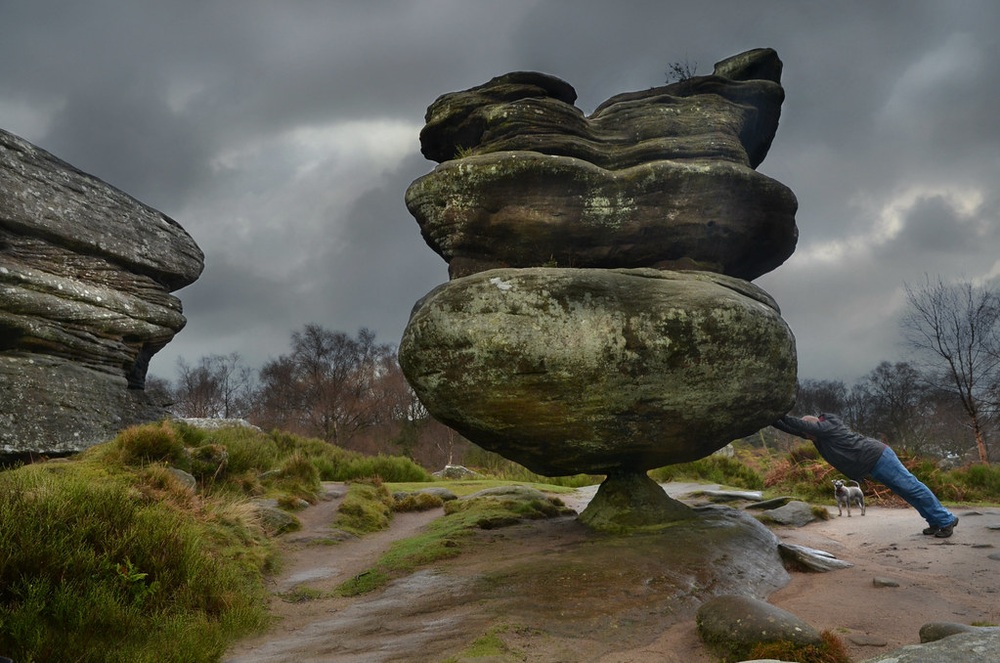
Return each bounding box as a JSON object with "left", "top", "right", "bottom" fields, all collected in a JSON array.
[
  {"left": 847, "top": 633, "right": 889, "bottom": 646},
  {"left": 762, "top": 501, "right": 818, "bottom": 527},
  {"left": 167, "top": 467, "right": 197, "bottom": 491},
  {"left": 873, "top": 577, "right": 900, "bottom": 588}
]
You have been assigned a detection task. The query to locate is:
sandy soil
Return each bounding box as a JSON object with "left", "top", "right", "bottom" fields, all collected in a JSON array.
[{"left": 223, "top": 483, "right": 1000, "bottom": 663}]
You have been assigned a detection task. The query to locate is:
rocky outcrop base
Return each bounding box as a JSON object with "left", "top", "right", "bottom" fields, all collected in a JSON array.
[{"left": 0, "top": 354, "right": 168, "bottom": 459}]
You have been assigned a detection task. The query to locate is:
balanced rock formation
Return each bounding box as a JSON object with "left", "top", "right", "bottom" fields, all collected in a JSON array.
[
  {"left": 400, "top": 48, "right": 798, "bottom": 529},
  {"left": 0, "top": 128, "right": 203, "bottom": 458}
]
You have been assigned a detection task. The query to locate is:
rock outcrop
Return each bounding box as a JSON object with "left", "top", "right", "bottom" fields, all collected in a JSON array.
[
  {"left": 0, "top": 128, "right": 203, "bottom": 458},
  {"left": 400, "top": 48, "right": 798, "bottom": 529},
  {"left": 862, "top": 629, "right": 1000, "bottom": 662}
]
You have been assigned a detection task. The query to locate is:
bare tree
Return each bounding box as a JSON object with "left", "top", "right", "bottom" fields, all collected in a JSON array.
[
  {"left": 172, "top": 353, "right": 254, "bottom": 419},
  {"left": 794, "top": 379, "right": 849, "bottom": 417},
  {"left": 252, "top": 325, "right": 396, "bottom": 442},
  {"left": 860, "top": 361, "right": 932, "bottom": 453},
  {"left": 901, "top": 277, "right": 1000, "bottom": 464},
  {"left": 665, "top": 58, "right": 698, "bottom": 83}
]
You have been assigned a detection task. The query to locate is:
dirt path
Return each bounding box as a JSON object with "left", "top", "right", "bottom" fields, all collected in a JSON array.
[
  {"left": 223, "top": 484, "right": 1000, "bottom": 663},
  {"left": 769, "top": 504, "right": 1000, "bottom": 661},
  {"left": 225, "top": 483, "right": 447, "bottom": 662}
]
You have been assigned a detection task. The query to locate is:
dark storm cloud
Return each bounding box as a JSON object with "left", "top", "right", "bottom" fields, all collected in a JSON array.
[{"left": 3, "top": 0, "right": 1000, "bottom": 384}]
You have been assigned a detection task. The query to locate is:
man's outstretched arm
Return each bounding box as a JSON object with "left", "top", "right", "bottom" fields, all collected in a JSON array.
[{"left": 772, "top": 415, "right": 824, "bottom": 439}]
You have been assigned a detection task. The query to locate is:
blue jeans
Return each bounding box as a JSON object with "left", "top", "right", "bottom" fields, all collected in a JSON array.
[{"left": 869, "top": 446, "right": 955, "bottom": 528}]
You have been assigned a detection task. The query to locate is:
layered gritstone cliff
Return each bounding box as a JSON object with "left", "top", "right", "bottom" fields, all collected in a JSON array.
[{"left": 0, "top": 128, "right": 204, "bottom": 458}]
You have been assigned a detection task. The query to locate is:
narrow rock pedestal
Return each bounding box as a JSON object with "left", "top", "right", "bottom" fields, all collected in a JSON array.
[{"left": 578, "top": 472, "right": 693, "bottom": 532}]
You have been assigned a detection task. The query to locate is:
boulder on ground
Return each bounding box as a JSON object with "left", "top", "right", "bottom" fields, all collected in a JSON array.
[
  {"left": 696, "top": 594, "right": 821, "bottom": 654},
  {"left": 432, "top": 464, "right": 484, "bottom": 480},
  {"left": 760, "top": 501, "right": 819, "bottom": 527}
]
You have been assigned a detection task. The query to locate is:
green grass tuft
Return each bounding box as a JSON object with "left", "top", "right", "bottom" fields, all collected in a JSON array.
[
  {"left": 0, "top": 419, "right": 436, "bottom": 662},
  {"left": 745, "top": 630, "right": 852, "bottom": 663},
  {"left": 334, "top": 492, "right": 571, "bottom": 597},
  {"left": 649, "top": 454, "right": 764, "bottom": 490},
  {"left": 333, "top": 481, "right": 395, "bottom": 535},
  {"left": 0, "top": 460, "right": 274, "bottom": 663},
  {"left": 394, "top": 492, "right": 445, "bottom": 512}
]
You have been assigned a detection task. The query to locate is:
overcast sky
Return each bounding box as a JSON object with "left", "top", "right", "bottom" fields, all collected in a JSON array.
[{"left": 2, "top": 1, "right": 998, "bottom": 384}]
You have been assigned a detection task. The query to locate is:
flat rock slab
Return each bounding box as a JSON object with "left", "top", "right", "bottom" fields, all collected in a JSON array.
[
  {"left": 778, "top": 543, "right": 854, "bottom": 572},
  {"left": 860, "top": 629, "right": 1000, "bottom": 662},
  {"left": 746, "top": 496, "right": 794, "bottom": 510},
  {"left": 689, "top": 489, "right": 764, "bottom": 502}
]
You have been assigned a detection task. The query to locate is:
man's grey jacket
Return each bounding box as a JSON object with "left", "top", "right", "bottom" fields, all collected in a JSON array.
[{"left": 772, "top": 413, "right": 886, "bottom": 482}]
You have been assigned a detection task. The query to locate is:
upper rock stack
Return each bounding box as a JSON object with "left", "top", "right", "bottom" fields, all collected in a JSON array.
[
  {"left": 400, "top": 49, "right": 798, "bottom": 527},
  {"left": 0, "top": 128, "right": 204, "bottom": 458},
  {"left": 406, "top": 48, "right": 797, "bottom": 281}
]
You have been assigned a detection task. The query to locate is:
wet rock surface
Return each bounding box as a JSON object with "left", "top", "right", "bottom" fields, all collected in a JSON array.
[
  {"left": 225, "top": 485, "right": 1000, "bottom": 662},
  {"left": 919, "top": 621, "right": 1000, "bottom": 642},
  {"left": 1, "top": 128, "right": 203, "bottom": 457},
  {"left": 862, "top": 629, "right": 1000, "bottom": 662}
]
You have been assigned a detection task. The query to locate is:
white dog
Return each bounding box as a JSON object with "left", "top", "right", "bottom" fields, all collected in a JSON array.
[{"left": 833, "top": 479, "right": 865, "bottom": 517}]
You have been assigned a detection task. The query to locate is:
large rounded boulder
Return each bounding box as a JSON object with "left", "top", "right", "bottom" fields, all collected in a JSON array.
[{"left": 399, "top": 267, "right": 796, "bottom": 476}]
